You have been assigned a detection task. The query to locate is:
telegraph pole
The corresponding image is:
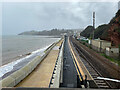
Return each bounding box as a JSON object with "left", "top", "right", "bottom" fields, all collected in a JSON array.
[{"left": 93, "top": 12, "right": 95, "bottom": 40}]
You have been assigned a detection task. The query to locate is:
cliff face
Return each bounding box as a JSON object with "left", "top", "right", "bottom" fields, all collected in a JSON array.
[{"left": 107, "top": 10, "right": 120, "bottom": 47}]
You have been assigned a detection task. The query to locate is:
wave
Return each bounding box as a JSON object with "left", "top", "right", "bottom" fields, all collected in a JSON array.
[{"left": 0, "top": 43, "right": 54, "bottom": 78}]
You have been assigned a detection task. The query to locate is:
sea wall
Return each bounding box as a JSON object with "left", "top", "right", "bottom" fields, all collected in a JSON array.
[
  {"left": 0, "top": 38, "right": 62, "bottom": 87},
  {"left": 50, "top": 38, "right": 64, "bottom": 88}
]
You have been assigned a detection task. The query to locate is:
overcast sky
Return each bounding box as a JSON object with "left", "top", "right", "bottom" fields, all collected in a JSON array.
[{"left": 2, "top": 2, "right": 118, "bottom": 35}]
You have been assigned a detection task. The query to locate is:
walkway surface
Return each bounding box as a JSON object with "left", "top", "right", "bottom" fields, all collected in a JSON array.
[
  {"left": 16, "top": 40, "right": 63, "bottom": 87},
  {"left": 60, "top": 36, "right": 77, "bottom": 88}
]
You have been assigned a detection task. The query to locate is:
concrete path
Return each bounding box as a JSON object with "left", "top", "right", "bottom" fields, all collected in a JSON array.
[{"left": 16, "top": 40, "right": 63, "bottom": 87}]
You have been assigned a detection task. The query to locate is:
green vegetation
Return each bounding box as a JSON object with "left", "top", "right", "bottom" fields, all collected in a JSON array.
[
  {"left": 80, "top": 9, "right": 120, "bottom": 40},
  {"left": 115, "top": 27, "right": 120, "bottom": 33},
  {"left": 80, "top": 24, "right": 109, "bottom": 39},
  {"left": 88, "top": 45, "right": 92, "bottom": 49},
  {"left": 80, "top": 40, "right": 90, "bottom": 48},
  {"left": 80, "top": 26, "right": 94, "bottom": 38},
  {"left": 119, "top": 45, "right": 120, "bottom": 53},
  {"left": 101, "top": 53, "right": 120, "bottom": 66},
  {"left": 81, "top": 40, "right": 88, "bottom": 43},
  {"left": 83, "top": 42, "right": 85, "bottom": 45},
  {"left": 95, "top": 24, "right": 109, "bottom": 40},
  {"left": 115, "top": 9, "right": 120, "bottom": 17},
  {"left": 80, "top": 38, "right": 120, "bottom": 66},
  {"left": 119, "top": 45, "right": 120, "bottom": 58}
]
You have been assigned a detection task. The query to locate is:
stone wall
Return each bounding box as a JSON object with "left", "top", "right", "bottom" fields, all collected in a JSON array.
[
  {"left": 106, "top": 47, "right": 119, "bottom": 57},
  {"left": 91, "top": 40, "right": 111, "bottom": 52}
]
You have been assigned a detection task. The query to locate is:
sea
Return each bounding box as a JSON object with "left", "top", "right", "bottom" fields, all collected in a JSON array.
[{"left": 0, "top": 35, "right": 60, "bottom": 79}]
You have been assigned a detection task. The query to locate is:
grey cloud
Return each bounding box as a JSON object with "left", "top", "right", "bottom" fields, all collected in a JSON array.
[{"left": 2, "top": 2, "right": 118, "bottom": 35}]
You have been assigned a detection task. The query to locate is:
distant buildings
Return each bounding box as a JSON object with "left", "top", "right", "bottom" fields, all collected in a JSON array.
[
  {"left": 73, "top": 30, "right": 81, "bottom": 39},
  {"left": 118, "top": 1, "right": 120, "bottom": 10}
]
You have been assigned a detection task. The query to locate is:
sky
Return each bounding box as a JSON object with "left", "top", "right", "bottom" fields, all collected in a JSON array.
[{"left": 2, "top": 2, "right": 118, "bottom": 35}]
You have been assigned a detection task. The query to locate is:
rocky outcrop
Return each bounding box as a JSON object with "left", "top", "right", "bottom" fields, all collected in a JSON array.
[{"left": 107, "top": 10, "right": 120, "bottom": 47}]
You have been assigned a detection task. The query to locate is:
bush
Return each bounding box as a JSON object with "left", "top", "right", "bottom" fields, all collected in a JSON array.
[{"left": 83, "top": 42, "right": 85, "bottom": 45}]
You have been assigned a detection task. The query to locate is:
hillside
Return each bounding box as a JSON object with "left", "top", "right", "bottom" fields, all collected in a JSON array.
[
  {"left": 80, "top": 26, "right": 94, "bottom": 38},
  {"left": 18, "top": 30, "right": 40, "bottom": 35},
  {"left": 107, "top": 9, "right": 120, "bottom": 47},
  {"left": 95, "top": 24, "right": 109, "bottom": 39},
  {"left": 80, "top": 9, "right": 120, "bottom": 47},
  {"left": 19, "top": 29, "right": 74, "bottom": 36},
  {"left": 80, "top": 24, "right": 109, "bottom": 39}
]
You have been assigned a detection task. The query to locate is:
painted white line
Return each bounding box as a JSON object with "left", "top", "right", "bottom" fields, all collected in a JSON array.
[{"left": 97, "top": 77, "right": 120, "bottom": 83}]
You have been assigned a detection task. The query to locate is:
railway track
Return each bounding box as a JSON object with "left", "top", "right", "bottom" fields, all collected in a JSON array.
[{"left": 71, "top": 40, "right": 112, "bottom": 89}]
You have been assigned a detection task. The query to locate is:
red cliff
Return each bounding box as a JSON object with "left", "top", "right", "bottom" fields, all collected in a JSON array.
[{"left": 107, "top": 10, "right": 120, "bottom": 47}]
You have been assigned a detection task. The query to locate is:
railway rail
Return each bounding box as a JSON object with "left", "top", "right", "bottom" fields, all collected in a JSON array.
[
  {"left": 69, "top": 37, "right": 116, "bottom": 88},
  {"left": 72, "top": 42, "right": 111, "bottom": 88}
]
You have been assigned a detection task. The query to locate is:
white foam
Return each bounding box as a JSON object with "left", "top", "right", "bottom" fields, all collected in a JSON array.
[{"left": 0, "top": 43, "right": 54, "bottom": 78}]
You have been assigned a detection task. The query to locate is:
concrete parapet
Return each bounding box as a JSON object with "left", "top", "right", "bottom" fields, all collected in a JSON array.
[
  {"left": 20, "top": 65, "right": 31, "bottom": 77},
  {"left": 50, "top": 39, "right": 64, "bottom": 88},
  {"left": 60, "top": 40, "right": 64, "bottom": 84},
  {"left": 10, "top": 70, "right": 25, "bottom": 86},
  {"left": 1, "top": 76, "right": 15, "bottom": 87}
]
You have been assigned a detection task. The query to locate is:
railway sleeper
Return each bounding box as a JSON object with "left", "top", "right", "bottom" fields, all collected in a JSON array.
[
  {"left": 71, "top": 38, "right": 112, "bottom": 89},
  {"left": 85, "top": 65, "right": 92, "bottom": 67},
  {"left": 95, "top": 80, "right": 105, "bottom": 83},
  {"left": 97, "top": 83, "right": 107, "bottom": 85},
  {"left": 91, "top": 74, "right": 98, "bottom": 76},
  {"left": 91, "top": 74, "right": 99, "bottom": 76},
  {"left": 98, "top": 85, "right": 109, "bottom": 88},
  {"left": 88, "top": 71, "right": 96, "bottom": 73}
]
